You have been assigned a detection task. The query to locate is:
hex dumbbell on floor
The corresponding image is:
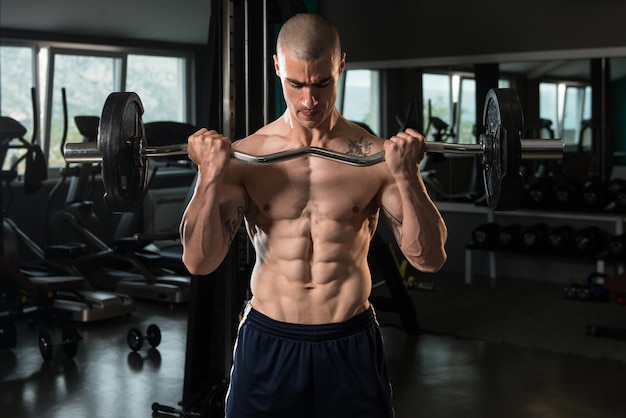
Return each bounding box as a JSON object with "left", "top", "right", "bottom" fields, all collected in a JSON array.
[
  {"left": 63, "top": 88, "right": 564, "bottom": 213},
  {"left": 127, "top": 324, "right": 161, "bottom": 351}
]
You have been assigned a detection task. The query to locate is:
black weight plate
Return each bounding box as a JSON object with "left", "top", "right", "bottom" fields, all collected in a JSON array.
[
  {"left": 127, "top": 327, "right": 143, "bottom": 351},
  {"left": 146, "top": 324, "right": 161, "bottom": 348},
  {"left": 62, "top": 326, "right": 80, "bottom": 359},
  {"left": 98, "top": 92, "right": 148, "bottom": 212},
  {"left": 482, "top": 88, "right": 524, "bottom": 211},
  {"left": 39, "top": 330, "right": 53, "bottom": 362}
]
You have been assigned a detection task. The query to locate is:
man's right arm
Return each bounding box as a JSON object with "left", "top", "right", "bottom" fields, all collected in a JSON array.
[{"left": 180, "top": 129, "right": 248, "bottom": 275}]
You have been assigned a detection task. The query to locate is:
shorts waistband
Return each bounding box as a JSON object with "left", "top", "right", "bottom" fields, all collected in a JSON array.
[{"left": 244, "top": 305, "right": 377, "bottom": 342}]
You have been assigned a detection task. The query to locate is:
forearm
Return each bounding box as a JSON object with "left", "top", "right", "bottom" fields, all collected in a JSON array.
[
  {"left": 386, "top": 172, "right": 447, "bottom": 272},
  {"left": 180, "top": 178, "right": 239, "bottom": 275}
]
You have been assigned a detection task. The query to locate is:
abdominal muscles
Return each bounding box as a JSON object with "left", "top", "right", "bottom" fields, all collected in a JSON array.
[{"left": 248, "top": 208, "right": 375, "bottom": 323}]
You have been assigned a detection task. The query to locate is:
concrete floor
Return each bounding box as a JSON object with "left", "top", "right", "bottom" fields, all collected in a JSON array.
[{"left": 2, "top": 297, "right": 626, "bottom": 418}]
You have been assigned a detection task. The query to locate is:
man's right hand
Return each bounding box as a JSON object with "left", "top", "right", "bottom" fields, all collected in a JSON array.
[{"left": 187, "top": 128, "right": 232, "bottom": 181}]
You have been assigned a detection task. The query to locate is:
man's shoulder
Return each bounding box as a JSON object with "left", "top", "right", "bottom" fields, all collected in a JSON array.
[{"left": 231, "top": 129, "right": 288, "bottom": 155}]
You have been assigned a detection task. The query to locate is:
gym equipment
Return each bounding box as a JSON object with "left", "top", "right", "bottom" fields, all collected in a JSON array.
[
  {"left": 127, "top": 323, "right": 161, "bottom": 351},
  {"left": 6, "top": 212, "right": 136, "bottom": 322},
  {"left": 608, "top": 178, "right": 626, "bottom": 213},
  {"left": 581, "top": 177, "right": 611, "bottom": 211},
  {"left": 63, "top": 88, "right": 564, "bottom": 213},
  {"left": 496, "top": 224, "right": 522, "bottom": 251},
  {"left": 552, "top": 177, "right": 582, "bottom": 210},
  {"left": 546, "top": 224, "right": 575, "bottom": 254},
  {"left": 586, "top": 273, "right": 610, "bottom": 301},
  {"left": 587, "top": 324, "right": 626, "bottom": 340},
  {"left": 520, "top": 223, "right": 549, "bottom": 252},
  {"left": 523, "top": 176, "right": 554, "bottom": 209},
  {"left": 3, "top": 99, "right": 135, "bottom": 323},
  {"left": 46, "top": 99, "right": 189, "bottom": 306},
  {"left": 564, "top": 273, "right": 609, "bottom": 302},
  {"left": 563, "top": 279, "right": 587, "bottom": 301},
  {"left": 38, "top": 325, "right": 81, "bottom": 362},
  {"left": 607, "top": 233, "right": 626, "bottom": 257},
  {"left": 573, "top": 226, "right": 608, "bottom": 257},
  {"left": 56, "top": 209, "right": 190, "bottom": 304},
  {"left": 471, "top": 222, "right": 500, "bottom": 249}
]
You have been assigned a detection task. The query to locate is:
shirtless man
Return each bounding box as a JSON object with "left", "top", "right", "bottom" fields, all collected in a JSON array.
[{"left": 181, "top": 13, "right": 447, "bottom": 418}]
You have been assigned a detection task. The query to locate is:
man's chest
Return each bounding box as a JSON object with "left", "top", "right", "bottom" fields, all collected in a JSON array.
[{"left": 242, "top": 159, "right": 384, "bottom": 221}]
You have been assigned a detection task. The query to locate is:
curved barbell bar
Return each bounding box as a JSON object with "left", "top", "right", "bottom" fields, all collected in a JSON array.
[{"left": 63, "top": 138, "right": 563, "bottom": 167}]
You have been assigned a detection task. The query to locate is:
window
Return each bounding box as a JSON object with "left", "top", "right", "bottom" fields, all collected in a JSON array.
[
  {"left": 563, "top": 84, "right": 592, "bottom": 147},
  {"left": 424, "top": 73, "right": 484, "bottom": 144},
  {"left": 0, "top": 45, "right": 36, "bottom": 172},
  {"left": 540, "top": 82, "right": 591, "bottom": 147},
  {"left": 46, "top": 51, "right": 122, "bottom": 167},
  {"left": 423, "top": 73, "right": 451, "bottom": 142},
  {"left": 1, "top": 43, "right": 190, "bottom": 172},
  {"left": 423, "top": 73, "right": 515, "bottom": 145},
  {"left": 0, "top": 46, "right": 35, "bottom": 126},
  {"left": 126, "top": 54, "right": 186, "bottom": 122},
  {"left": 457, "top": 77, "right": 476, "bottom": 143},
  {"left": 341, "top": 69, "right": 380, "bottom": 135},
  {"left": 539, "top": 82, "right": 558, "bottom": 138}
]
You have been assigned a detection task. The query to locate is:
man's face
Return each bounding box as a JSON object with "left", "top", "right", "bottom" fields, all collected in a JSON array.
[{"left": 274, "top": 50, "right": 345, "bottom": 129}]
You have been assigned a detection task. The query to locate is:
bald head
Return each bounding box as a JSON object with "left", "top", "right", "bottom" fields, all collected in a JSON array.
[{"left": 276, "top": 13, "right": 342, "bottom": 64}]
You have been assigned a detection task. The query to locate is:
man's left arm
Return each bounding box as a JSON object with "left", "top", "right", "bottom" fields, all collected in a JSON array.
[{"left": 379, "top": 129, "right": 448, "bottom": 272}]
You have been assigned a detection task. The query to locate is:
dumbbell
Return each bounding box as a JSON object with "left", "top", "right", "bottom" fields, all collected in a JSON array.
[
  {"left": 523, "top": 176, "right": 554, "bottom": 209},
  {"left": 607, "top": 233, "right": 626, "bottom": 258},
  {"left": 127, "top": 324, "right": 161, "bottom": 351},
  {"left": 563, "top": 279, "right": 587, "bottom": 301},
  {"left": 552, "top": 177, "right": 582, "bottom": 210},
  {"left": 581, "top": 177, "right": 611, "bottom": 211},
  {"left": 573, "top": 226, "right": 609, "bottom": 257},
  {"left": 496, "top": 224, "right": 523, "bottom": 251},
  {"left": 38, "top": 326, "right": 81, "bottom": 362},
  {"left": 546, "top": 224, "right": 575, "bottom": 254},
  {"left": 608, "top": 178, "right": 626, "bottom": 213},
  {"left": 587, "top": 324, "right": 626, "bottom": 340},
  {"left": 520, "top": 223, "right": 549, "bottom": 252},
  {"left": 471, "top": 222, "right": 500, "bottom": 249}
]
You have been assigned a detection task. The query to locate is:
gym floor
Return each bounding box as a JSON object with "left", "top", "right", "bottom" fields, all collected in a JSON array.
[{"left": 2, "top": 286, "right": 625, "bottom": 418}]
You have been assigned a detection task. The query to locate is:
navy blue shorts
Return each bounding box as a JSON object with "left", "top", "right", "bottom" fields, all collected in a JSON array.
[{"left": 225, "top": 305, "right": 394, "bottom": 418}]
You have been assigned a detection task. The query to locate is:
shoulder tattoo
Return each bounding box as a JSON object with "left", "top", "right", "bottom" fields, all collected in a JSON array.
[
  {"left": 346, "top": 136, "right": 372, "bottom": 156},
  {"left": 382, "top": 206, "right": 403, "bottom": 243}
]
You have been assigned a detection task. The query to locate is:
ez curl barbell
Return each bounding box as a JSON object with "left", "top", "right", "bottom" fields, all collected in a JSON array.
[{"left": 63, "top": 88, "right": 563, "bottom": 213}]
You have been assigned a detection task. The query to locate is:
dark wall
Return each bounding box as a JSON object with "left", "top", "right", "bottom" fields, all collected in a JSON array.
[
  {"left": 613, "top": 77, "right": 626, "bottom": 162},
  {"left": 319, "top": 0, "right": 626, "bottom": 64}
]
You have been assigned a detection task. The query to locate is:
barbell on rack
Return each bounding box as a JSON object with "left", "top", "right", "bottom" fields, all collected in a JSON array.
[{"left": 63, "top": 88, "right": 564, "bottom": 213}]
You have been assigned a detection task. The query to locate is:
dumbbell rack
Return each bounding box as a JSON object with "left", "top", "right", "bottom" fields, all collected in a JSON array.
[{"left": 454, "top": 203, "right": 625, "bottom": 286}]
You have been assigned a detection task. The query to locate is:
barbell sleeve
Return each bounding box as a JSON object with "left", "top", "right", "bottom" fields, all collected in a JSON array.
[
  {"left": 63, "top": 138, "right": 563, "bottom": 166},
  {"left": 519, "top": 139, "right": 564, "bottom": 160},
  {"left": 64, "top": 142, "right": 103, "bottom": 163}
]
